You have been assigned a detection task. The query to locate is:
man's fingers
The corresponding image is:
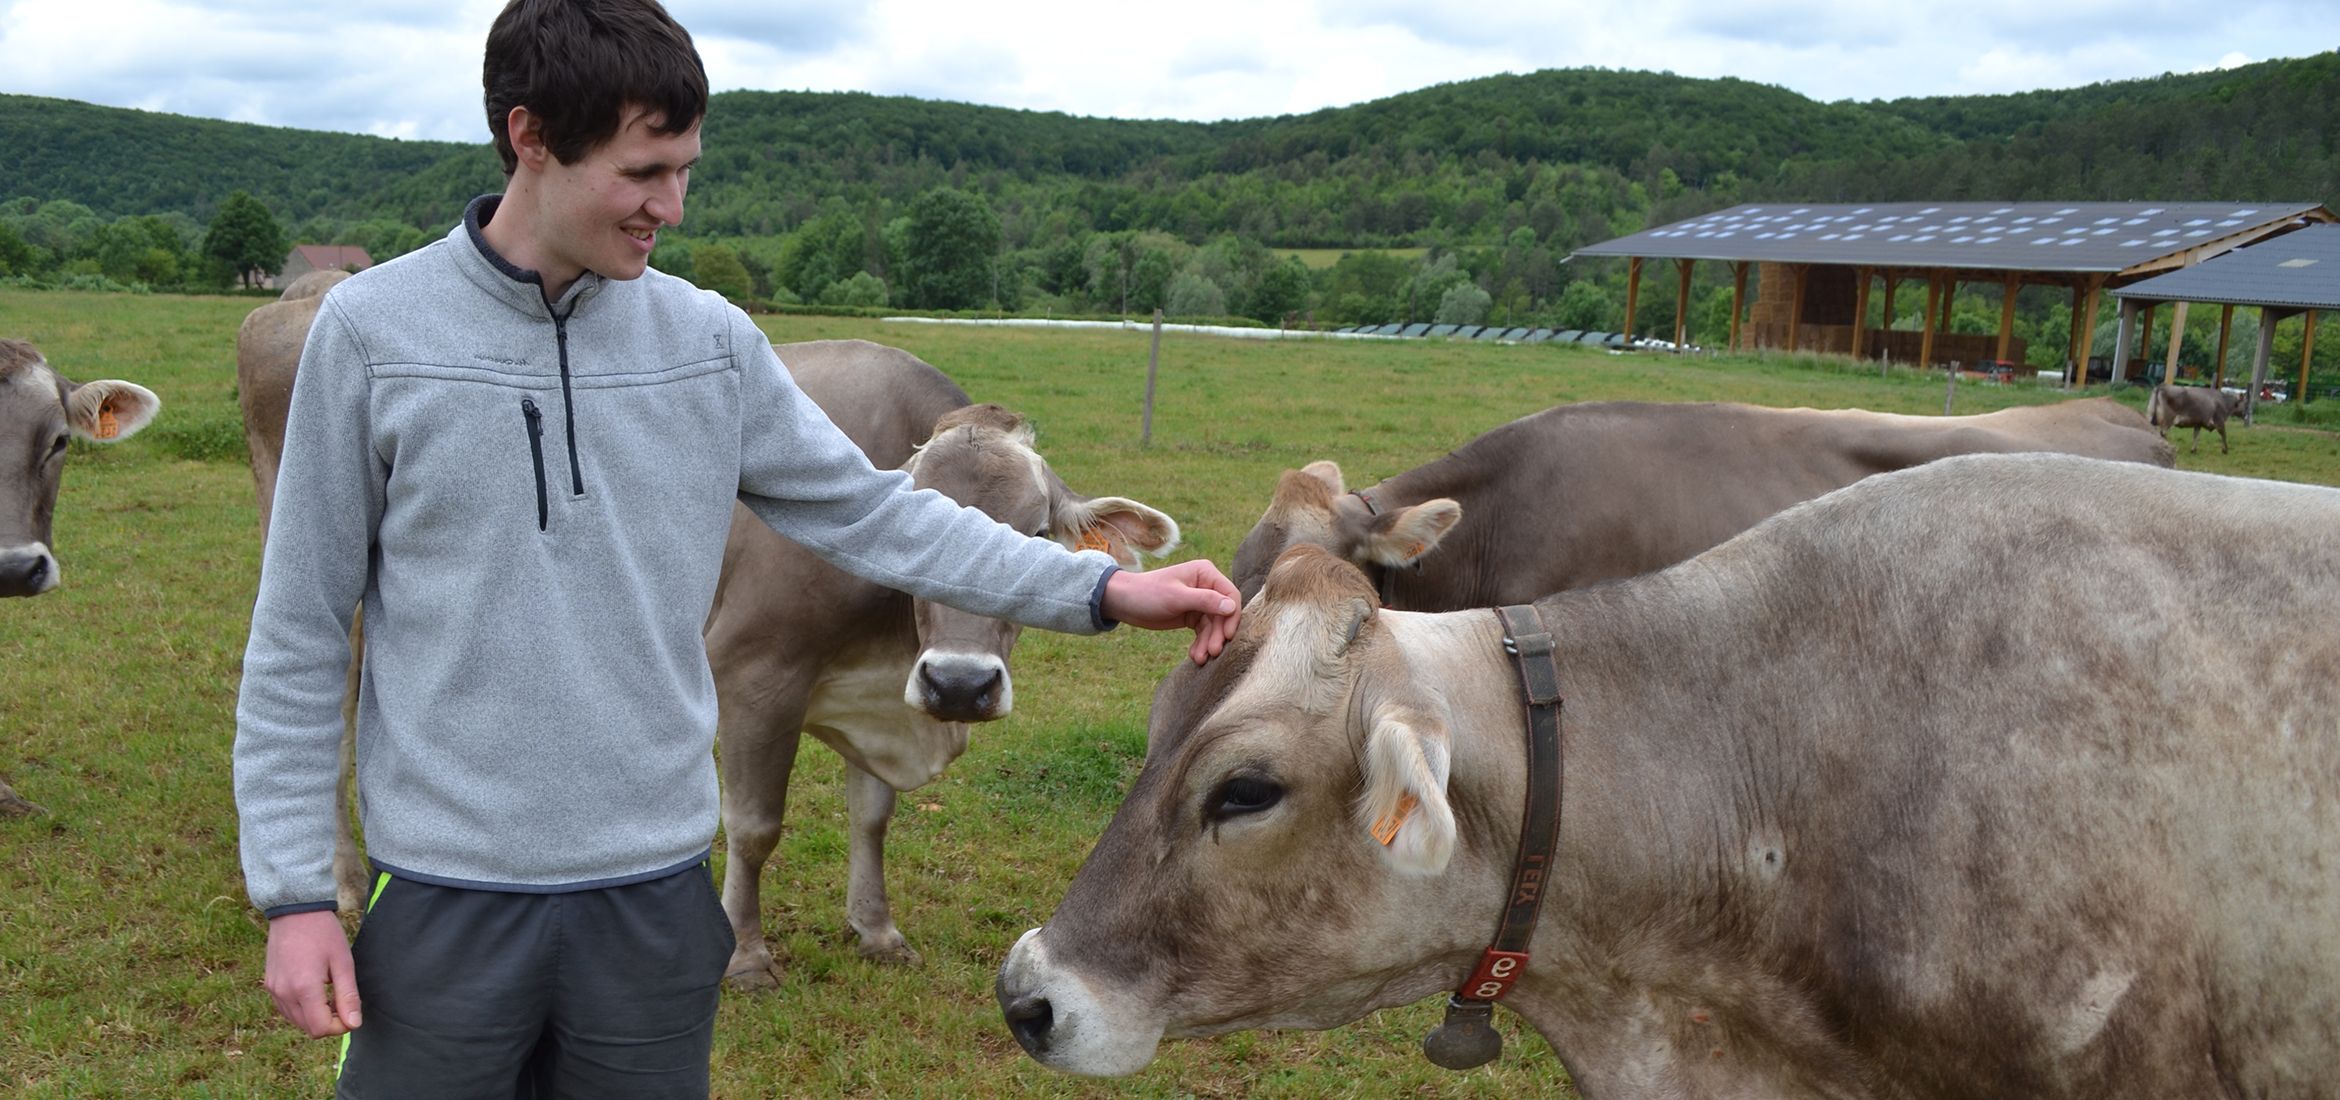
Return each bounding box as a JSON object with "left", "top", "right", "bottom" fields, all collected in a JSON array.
[
  {"left": 329, "top": 945, "right": 364, "bottom": 1031},
  {"left": 273, "top": 979, "right": 346, "bottom": 1038}
]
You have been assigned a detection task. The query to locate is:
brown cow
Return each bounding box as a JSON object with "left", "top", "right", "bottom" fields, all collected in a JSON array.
[
  {"left": 1231, "top": 398, "right": 2174, "bottom": 609},
  {"left": 2146, "top": 383, "right": 2243, "bottom": 454},
  {"left": 1000, "top": 453, "right": 2340, "bottom": 1096},
  {"left": 712, "top": 341, "right": 1179, "bottom": 987},
  {"left": 2, "top": 337, "right": 160, "bottom": 815}
]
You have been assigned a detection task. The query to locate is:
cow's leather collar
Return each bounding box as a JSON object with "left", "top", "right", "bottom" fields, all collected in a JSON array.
[{"left": 1421, "top": 603, "right": 1564, "bottom": 1071}]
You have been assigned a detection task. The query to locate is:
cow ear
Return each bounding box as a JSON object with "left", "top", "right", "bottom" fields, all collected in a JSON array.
[
  {"left": 1056, "top": 496, "right": 1181, "bottom": 568},
  {"left": 1356, "top": 498, "right": 1462, "bottom": 568},
  {"left": 64, "top": 380, "right": 161, "bottom": 443},
  {"left": 1299, "top": 460, "right": 1345, "bottom": 495},
  {"left": 1358, "top": 705, "right": 1456, "bottom": 876}
]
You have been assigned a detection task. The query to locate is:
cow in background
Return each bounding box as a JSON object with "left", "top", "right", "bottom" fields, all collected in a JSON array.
[
  {"left": 1002, "top": 454, "right": 2340, "bottom": 1096},
  {"left": 1232, "top": 397, "right": 2174, "bottom": 610},
  {"left": 712, "top": 341, "right": 1181, "bottom": 988},
  {"left": 1, "top": 337, "right": 162, "bottom": 814},
  {"left": 2146, "top": 383, "right": 2243, "bottom": 454}
]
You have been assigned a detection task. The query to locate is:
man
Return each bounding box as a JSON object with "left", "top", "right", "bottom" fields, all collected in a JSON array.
[{"left": 232, "top": 2, "right": 1240, "bottom": 1095}]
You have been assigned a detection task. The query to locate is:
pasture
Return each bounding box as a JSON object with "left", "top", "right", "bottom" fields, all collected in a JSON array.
[{"left": 3, "top": 287, "right": 2336, "bottom": 1097}]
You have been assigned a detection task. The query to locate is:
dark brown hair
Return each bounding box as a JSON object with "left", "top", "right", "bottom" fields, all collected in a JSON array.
[{"left": 482, "top": 0, "right": 708, "bottom": 175}]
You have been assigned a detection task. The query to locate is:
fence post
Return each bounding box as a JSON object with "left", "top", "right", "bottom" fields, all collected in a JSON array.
[
  {"left": 1945, "top": 359, "right": 1958, "bottom": 415},
  {"left": 1142, "top": 309, "right": 1163, "bottom": 447}
]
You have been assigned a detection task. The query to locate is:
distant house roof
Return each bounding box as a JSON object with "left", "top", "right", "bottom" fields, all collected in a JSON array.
[
  {"left": 2111, "top": 224, "right": 2340, "bottom": 312},
  {"left": 1571, "top": 201, "right": 2333, "bottom": 276},
  {"left": 290, "top": 244, "right": 374, "bottom": 271}
]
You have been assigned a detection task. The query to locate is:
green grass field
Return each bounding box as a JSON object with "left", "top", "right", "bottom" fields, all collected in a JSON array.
[
  {"left": 4, "top": 288, "right": 2336, "bottom": 1097},
  {"left": 1276, "top": 247, "right": 1430, "bottom": 270}
]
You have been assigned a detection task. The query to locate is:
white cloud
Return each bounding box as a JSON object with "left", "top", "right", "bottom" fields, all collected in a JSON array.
[{"left": 0, "top": 0, "right": 2328, "bottom": 139}]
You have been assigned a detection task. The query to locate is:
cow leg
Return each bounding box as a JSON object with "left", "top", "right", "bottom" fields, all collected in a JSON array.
[
  {"left": 0, "top": 778, "right": 44, "bottom": 817},
  {"left": 719, "top": 719, "right": 804, "bottom": 992},
  {"left": 842, "top": 762, "right": 918, "bottom": 964},
  {"left": 2218, "top": 423, "right": 2229, "bottom": 454}
]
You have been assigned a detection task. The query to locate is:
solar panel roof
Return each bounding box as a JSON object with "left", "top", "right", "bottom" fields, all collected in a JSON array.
[
  {"left": 1571, "top": 201, "right": 2331, "bottom": 275},
  {"left": 2112, "top": 224, "right": 2340, "bottom": 312}
]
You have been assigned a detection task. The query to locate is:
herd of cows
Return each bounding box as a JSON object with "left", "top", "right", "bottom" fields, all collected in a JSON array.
[{"left": 6, "top": 276, "right": 2339, "bottom": 1096}]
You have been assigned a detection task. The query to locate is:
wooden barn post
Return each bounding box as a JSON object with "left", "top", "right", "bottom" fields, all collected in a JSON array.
[
  {"left": 2301, "top": 310, "right": 2319, "bottom": 404},
  {"left": 1851, "top": 266, "right": 1873, "bottom": 361},
  {"left": 1995, "top": 275, "right": 2019, "bottom": 367},
  {"left": 1673, "top": 259, "right": 1695, "bottom": 351},
  {"left": 1787, "top": 264, "right": 1809, "bottom": 354},
  {"left": 2214, "top": 304, "right": 2235, "bottom": 390},
  {"left": 1917, "top": 273, "right": 1942, "bottom": 369},
  {"left": 2163, "top": 300, "right": 2190, "bottom": 382},
  {"left": 1729, "top": 262, "right": 1749, "bottom": 352},
  {"left": 1622, "top": 257, "right": 1644, "bottom": 344}
]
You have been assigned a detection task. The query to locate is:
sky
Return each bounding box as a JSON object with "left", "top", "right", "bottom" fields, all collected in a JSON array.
[{"left": 0, "top": 0, "right": 2316, "bottom": 145}]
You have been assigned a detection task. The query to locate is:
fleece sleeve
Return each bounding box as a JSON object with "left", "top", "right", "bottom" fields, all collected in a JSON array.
[
  {"left": 231, "top": 298, "right": 387, "bottom": 917},
  {"left": 728, "top": 316, "right": 1114, "bottom": 636}
]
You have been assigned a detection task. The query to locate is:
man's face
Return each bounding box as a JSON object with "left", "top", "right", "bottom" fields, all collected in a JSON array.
[{"left": 536, "top": 105, "right": 701, "bottom": 286}]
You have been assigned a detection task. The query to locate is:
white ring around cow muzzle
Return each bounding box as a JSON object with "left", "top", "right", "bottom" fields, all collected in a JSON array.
[
  {"left": 996, "top": 928, "right": 1165, "bottom": 1077},
  {"left": 904, "top": 650, "right": 1013, "bottom": 722},
  {"left": 0, "top": 542, "right": 60, "bottom": 597}
]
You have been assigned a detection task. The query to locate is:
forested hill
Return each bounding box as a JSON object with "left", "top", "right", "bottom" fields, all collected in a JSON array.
[{"left": 6, "top": 50, "right": 2334, "bottom": 253}]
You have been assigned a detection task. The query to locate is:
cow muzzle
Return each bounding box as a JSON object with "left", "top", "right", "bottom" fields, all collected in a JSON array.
[
  {"left": 995, "top": 928, "right": 1163, "bottom": 1077},
  {"left": 0, "top": 543, "right": 59, "bottom": 597},
  {"left": 904, "top": 651, "right": 1012, "bottom": 723}
]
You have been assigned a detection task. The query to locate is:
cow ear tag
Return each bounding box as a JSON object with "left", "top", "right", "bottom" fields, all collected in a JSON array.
[
  {"left": 1074, "top": 526, "right": 1116, "bottom": 554},
  {"left": 1370, "top": 792, "right": 1419, "bottom": 846},
  {"left": 1422, "top": 997, "right": 1501, "bottom": 1070}
]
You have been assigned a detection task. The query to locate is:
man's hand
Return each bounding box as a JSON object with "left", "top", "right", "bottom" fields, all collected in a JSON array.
[
  {"left": 264, "top": 909, "right": 362, "bottom": 1038},
  {"left": 1103, "top": 559, "right": 1242, "bottom": 664}
]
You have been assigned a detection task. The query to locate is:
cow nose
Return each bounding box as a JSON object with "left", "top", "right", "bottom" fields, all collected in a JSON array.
[
  {"left": 918, "top": 660, "right": 1002, "bottom": 719},
  {"left": 0, "top": 549, "right": 54, "bottom": 597},
  {"left": 999, "top": 990, "right": 1056, "bottom": 1055}
]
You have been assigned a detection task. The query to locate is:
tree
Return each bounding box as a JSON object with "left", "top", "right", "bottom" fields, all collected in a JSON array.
[
  {"left": 689, "top": 243, "right": 753, "bottom": 300},
  {"left": 1164, "top": 271, "right": 1226, "bottom": 318},
  {"left": 1251, "top": 256, "right": 1313, "bottom": 324},
  {"left": 898, "top": 187, "right": 1001, "bottom": 310},
  {"left": 0, "top": 222, "right": 36, "bottom": 277},
  {"left": 202, "top": 191, "right": 286, "bottom": 288},
  {"left": 1435, "top": 282, "right": 1492, "bottom": 325}
]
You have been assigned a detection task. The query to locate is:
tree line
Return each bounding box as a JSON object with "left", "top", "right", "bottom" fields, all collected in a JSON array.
[{"left": 2, "top": 53, "right": 2333, "bottom": 377}]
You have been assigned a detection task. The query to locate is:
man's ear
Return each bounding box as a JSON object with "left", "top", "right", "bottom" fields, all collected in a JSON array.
[
  {"left": 63, "top": 380, "right": 161, "bottom": 443},
  {"left": 506, "top": 106, "right": 550, "bottom": 170},
  {"left": 1357, "top": 704, "right": 1456, "bottom": 876}
]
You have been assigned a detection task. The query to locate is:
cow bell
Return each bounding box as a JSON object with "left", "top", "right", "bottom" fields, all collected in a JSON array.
[{"left": 1421, "top": 997, "right": 1502, "bottom": 1070}]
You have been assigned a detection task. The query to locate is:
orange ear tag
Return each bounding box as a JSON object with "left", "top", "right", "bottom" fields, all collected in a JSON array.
[
  {"left": 1075, "top": 527, "right": 1116, "bottom": 554},
  {"left": 96, "top": 407, "right": 121, "bottom": 440},
  {"left": 1370, "top": 792, "right": 1421, "bottom": 846}
]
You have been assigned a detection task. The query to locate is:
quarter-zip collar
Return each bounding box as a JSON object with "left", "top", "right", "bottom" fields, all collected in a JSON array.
[{"left": 455, "top": 194, "right": 605, "bottom": 321}]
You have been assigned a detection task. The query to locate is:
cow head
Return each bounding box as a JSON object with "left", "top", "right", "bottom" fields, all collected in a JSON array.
[
  {"left": 0, "top": 339, "right": 160, "bottom": 597},
  {"left": 900, "top": 403, "right": 1178, "bottom": 723},
  {"left": 998, "top": 544, "right": 1508, "bottom": 1076},
  {"left": 1229, "top": 460, "right": 1460, "bottom": 603}
]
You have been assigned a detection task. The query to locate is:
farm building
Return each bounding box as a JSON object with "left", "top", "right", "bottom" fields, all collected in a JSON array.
[
  {"left": 273, "top": 243, "right": 374, "bottom": 287},
  {"left": 1572, "top": 201, "right": 2338, "bottom": 381},
  {"left": 2112, "top": 222, "right": 2340, "bottom": 418}
]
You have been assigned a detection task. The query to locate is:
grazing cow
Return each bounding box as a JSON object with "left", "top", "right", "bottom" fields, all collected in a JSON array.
[
  {"left": 712, "top": 340, "right": 1179, "bottom": 988},
  {"left": 1000, "top": 453, "right": 2340, "bottom": 1096},
  {"left": 1231, "top": 398, "right": 2174, "bottom": 609},
  {"left": 2146, "top": 383, "right": 2243, "bottom": 454},
  {"left": 1, "top": 337, "right": 160, "bottom": 815}
]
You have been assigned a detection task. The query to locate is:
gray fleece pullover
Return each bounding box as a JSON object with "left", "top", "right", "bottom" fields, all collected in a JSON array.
[{"left": 234, "top": 197, "right": 1116, "bottom": 916}]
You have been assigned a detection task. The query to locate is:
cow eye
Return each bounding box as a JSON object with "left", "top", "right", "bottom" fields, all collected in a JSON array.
[
  {"left": 1208, "top": 775, "right": 1284, "bottom": 820},
  {"left": 46, "top": 434, "right": 69, "bottom": 460}
]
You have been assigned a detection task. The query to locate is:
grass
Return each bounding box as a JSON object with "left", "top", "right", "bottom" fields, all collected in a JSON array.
[
  {"left": 3, "top": 288, "right": 2336, "bottom": 1097},
  {"left": 1276, "top": 247, "right": 1430, "bottom": 270}
]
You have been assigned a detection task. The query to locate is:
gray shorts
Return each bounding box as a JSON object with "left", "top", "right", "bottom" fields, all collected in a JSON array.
[{"left": 335, "top": 863, "right": 732, "bottom": 1099}]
